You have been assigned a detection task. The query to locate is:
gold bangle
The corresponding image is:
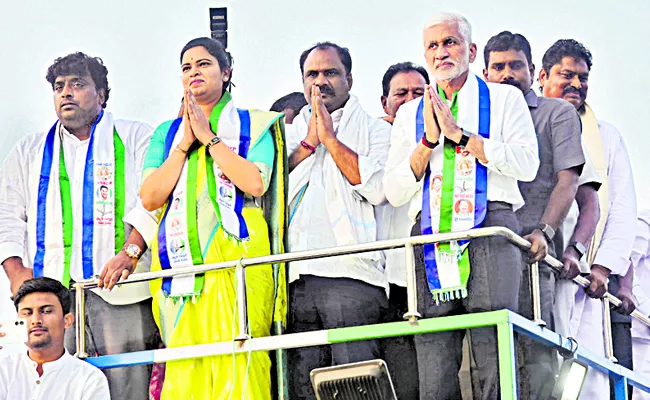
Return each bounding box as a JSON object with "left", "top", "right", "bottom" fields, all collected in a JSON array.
[{"left": 174, "top": 145, "right": 188, "bottom": 154}]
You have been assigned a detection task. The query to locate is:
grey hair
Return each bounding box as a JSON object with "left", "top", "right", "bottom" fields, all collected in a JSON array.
[{"left": 423, "top": 12, "right": 472, "bottom": 43}]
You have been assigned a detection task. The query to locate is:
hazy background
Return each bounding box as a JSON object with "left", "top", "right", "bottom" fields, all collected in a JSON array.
[{"left": 1, "top": 0, "right": 648, "bottom": 318}]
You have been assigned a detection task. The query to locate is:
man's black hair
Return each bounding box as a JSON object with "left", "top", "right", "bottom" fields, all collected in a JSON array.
[
  {"left": 483, "top": 31, "right": 533, "bottom": 68},
  {"left": 46, "top": 52, "right": 111, "bottom": 108},
  {"left": 14, "top": 277, "right": 71, "bottom": 314},
  {"left": 181, "top": 37, "right": 234, "bottom": 91},
  {"left": 270, "top": 92, "right": 308, "bottom": 115},
  {"left": 100, "top": 185, "right": 109, "bottom": 191},
  {"left": 542, "top": 39, "right": 593, "bottom": 73},
  {"left": 299, "top": 42, "right": 352, "bottom": 76},
  {"left": 381, "top": 62, "right": 430, "bottom": 97}
]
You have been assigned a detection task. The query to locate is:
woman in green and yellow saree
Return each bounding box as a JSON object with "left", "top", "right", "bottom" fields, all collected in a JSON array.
[{"left": 140, "top": 37, "right": 287, "bottom": 400}]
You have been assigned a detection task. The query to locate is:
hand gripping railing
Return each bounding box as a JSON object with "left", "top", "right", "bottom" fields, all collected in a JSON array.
[{"left": 71, "top": 227, "right": 650, "bottom": 397}]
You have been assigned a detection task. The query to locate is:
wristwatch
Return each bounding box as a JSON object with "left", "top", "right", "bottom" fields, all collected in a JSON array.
[
  {"left": 206, "top": 136, "right": 221, "bottom": 150},
  {"left": 568, "top": 241, "right": 587, "bottom": 259},
  {"left": 458, "top": 128, "right": 472, "bottom": 147},
  {"left": 535, "top": 223, "right": 555, "bottom": 242},
  {"left": 123, "top": 243, "right": 143, "bottom": 260}
]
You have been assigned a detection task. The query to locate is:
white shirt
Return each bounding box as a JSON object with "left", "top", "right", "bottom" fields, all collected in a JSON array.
[
  {"left": 561, "top": 121, "right": 637, "bottom": 276},
  {"left": 632, "top": 213, "right": 650, "bottom": 340},
  {"left": 384, "top": 74, "right": 539, "bottom": 220},
  {"left": 0, "top": 350, "right": 110, "bottom": 400},
  {"left": 0, "top": 114, "right": 156, "bottom": 304},
  {"left": 287, "top": 100, "right": 391, "bottom": 290}
]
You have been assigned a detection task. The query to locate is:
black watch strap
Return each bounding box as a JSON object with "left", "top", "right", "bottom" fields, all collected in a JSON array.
[
  {"left": 458, "top": 128, "right": 472, "bottom": 147},
  {"left": 535, "top": 223, "right": 555, "bottom": 242},
  {"left": 569, "top": 241, "right": 587, "bottom": 259}
]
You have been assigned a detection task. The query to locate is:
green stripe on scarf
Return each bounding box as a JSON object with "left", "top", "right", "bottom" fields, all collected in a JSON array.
[
  {"left": 58, "top": 145, "right": 73, "bottom": 288},
  {"left": 57, "top": 128, "right": 125, "bottom": 288},
  {"left": 113, "top": 128, "right": 125, "bottom": 254},
  {"left": 186, "top": 150, "right": 205, "bottom": 293},
  {"left": 436, "top": 86, "right": 470, "bottom": 296}
]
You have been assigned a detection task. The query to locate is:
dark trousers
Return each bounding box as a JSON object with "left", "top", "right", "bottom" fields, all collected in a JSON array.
[
  {"left": 287, "top": 275, "right": 388, "bottom": 400},
  {"left": 608, "top": 275, "right": 634, "bottom": 399},
  {"left": 380, "top": 284, "right": 420, "bottom": 400},
  {"left": 65, "top": 290, "right": 159, "bottom": 400},
  {"left": 517, "top": 260, "right": 557, "bottom": 399},
  {"left": 412, "top": 202, "right": 522, "bottom": 400}
]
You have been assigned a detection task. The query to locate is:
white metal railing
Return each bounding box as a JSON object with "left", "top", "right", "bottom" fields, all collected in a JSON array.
[{"left": 71, "top": 226, "right": 650, "bottom": 363}]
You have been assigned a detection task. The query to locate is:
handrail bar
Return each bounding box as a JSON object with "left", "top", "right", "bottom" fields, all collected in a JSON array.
[{"left": 74, "top": 226, "right": 650, "bottom": 327}]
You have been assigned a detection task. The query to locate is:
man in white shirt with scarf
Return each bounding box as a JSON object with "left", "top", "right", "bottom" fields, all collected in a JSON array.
[
  {"left": 384, "top": 13, "right": 539, "bottom": 399},
  {"left": 540, "top": 39, "right": 638, "bottom": 400},
  {"left": 0, "top": 52, "right": 158, "bottom": 400},
  {"left": 286, "top": 41, "right": 391, "bottom": 400}
]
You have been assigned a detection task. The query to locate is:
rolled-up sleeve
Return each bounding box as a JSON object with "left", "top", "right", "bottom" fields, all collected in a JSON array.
[
  {"left": 482, "top": 88, "right": 539, "bottom": 182},
  {"left": 594, "top": 124, "right": 637, "bottom": 275},
  {"left": 351, "top": 118, "right": 391, "bottom": 206},
  {"left": 0, "top": 141, "right": 29, "bottom": 264},
  {"left": 384, "top": 103, "right": 423, "bottom": 208}
]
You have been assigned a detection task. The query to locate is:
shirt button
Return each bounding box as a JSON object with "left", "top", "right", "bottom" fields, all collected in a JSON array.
[{"left": 36, "top": 380, "right": 40, "bottom": 384}]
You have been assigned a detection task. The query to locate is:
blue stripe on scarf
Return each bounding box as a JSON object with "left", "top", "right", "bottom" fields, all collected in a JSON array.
[
  {"left": 81, "top": 110, "right": 104, "bottom": 279},
  {"left": 35, "top": 111, "right": 104, "bottom": 279},
  {"left": 34, "top": 121, "right": 59, "bottom": 277},
  {"left": 418, "top": 76, "right": 491, "bottom": 292},
  {"left": 234, "top": 109, "right": 251, "bottom": 239},
  {"left": 160, "top": 118, "right": 182, "bottom": 296}
]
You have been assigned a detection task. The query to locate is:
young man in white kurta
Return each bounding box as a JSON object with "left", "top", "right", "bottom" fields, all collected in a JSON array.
[
  {"left": 384, "top": 13, "right": 538, "bottom": 399},
  {"left": 0, "top": 277, "right": 109, "bottom": 400},
  {"left": 0, "top": 52, "right": 158, "bottom": 400}
]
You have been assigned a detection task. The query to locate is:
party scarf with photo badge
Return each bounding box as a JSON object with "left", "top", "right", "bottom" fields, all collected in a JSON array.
[
  {"left": 157, "top": 91, "right": 252, "bottom": 298},
  {"left": 417, "top": 75, "right": 490, "bottom": 303},
  {"left": 34, "top": 110, "right": 126, "bottom": 287}
]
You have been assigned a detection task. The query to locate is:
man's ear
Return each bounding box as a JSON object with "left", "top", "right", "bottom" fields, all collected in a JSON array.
[
  {"left": 538, "top": 67, "right": 548, "bottom": 90},
  {"left": 381, "top": 95, "right": 388, "bottom": 113},
  {"left": 482, "top": 68, "right": 489, "bottom": 81},
  {"left": 347, "top": 73, "right": 353, "bottom": 90},
  {"left": 97, "top": 89, "right": 106, "bottom": 108},
  {"left": 468, "top": 43, "right": 478, "bottom": 63},
  {"left": 64, "top": 313, "right": 74, "bottom": 329},
  {"left": 529, "top": 63, "right": 536, "bottom": 87}
]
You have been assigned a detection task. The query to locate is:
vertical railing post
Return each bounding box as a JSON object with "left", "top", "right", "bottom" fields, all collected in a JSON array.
[
  {"left": 73, "top": 283, "right": 89, "bottom": 358},
  {"left": 530, "top": 261, "right": 546, "bottom": 327},
  {"left": 497, "top": 321, "right": 517, "bottom": 400},
  {"left": 612, "top": 374, "right": 629, "bottom": 400},
  {"left": 235, "top": 261, "right": 251, "bottom": 341},
  {"left": 403, "top": 243, "right": 421, "bottom": 323},
  {"left": 603, "top": 294, "right": 617, "bottom": 362}
]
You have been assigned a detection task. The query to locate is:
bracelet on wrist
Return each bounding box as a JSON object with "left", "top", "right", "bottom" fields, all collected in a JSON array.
[
  {"left": 300, "top": 140, "right": 317, "bottom": 153},
  {"left": 173, "top": 145, "right": 189, "bottom": 154},
  {"left": 421, "top": 135, "right": 438, "bottom": 150}
]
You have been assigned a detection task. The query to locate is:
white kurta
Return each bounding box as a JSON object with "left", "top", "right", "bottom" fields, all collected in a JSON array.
[
  {"left": 632, "top": 212, "right": 650, "bottom": 400},
  {"left": 0, "top": 113, "right": 156, "bottom": 305},
  {"left": 557, "top": 119, "right": 637, "bottom": 400},
  {"left": 383, "top": 72, "right": 539, "bottom": 221},
  {"left": 287, "top": 96, "right": 391, "bottom": 291},
  {"left": 0, "top": 350, "right": 110, "bottom": 400}
]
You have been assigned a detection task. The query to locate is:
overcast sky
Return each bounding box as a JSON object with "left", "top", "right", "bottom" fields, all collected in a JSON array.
[{"left": 1, "top": 0, "right": 648, "bottom": 317}]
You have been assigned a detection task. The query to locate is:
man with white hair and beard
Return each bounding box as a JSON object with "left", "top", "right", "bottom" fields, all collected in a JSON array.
[{"left": 384, "top": 12, "right": 539, "bottom": 399}]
